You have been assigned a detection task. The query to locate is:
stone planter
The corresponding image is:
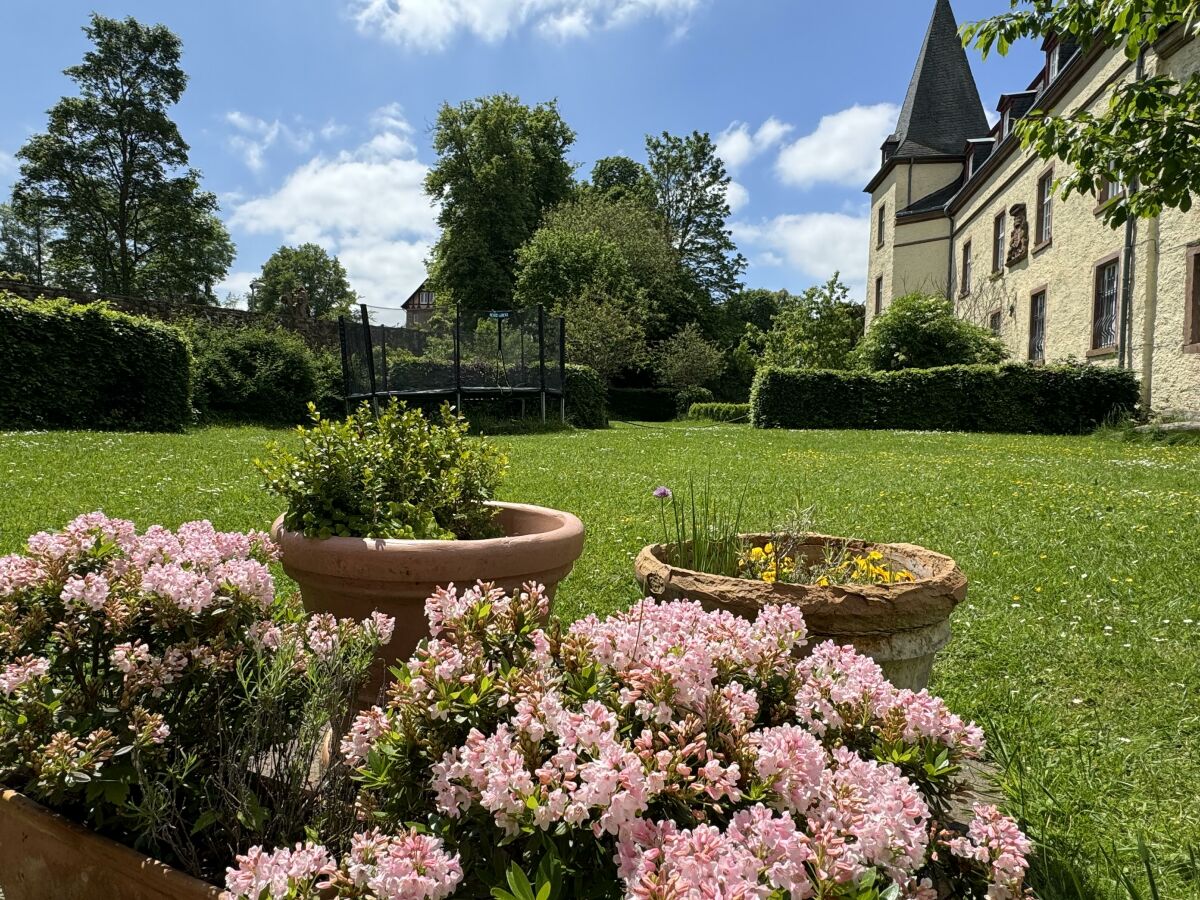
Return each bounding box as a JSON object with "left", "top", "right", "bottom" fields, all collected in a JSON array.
[
  {"left": 272, "top": 501, "right": 585, "bottom": 697},
  {"left": 634, "top": 534, "right": 967, "bottom": 691},
  {"left": 0, "top": 789, "right": 220, "bottom": 900}
]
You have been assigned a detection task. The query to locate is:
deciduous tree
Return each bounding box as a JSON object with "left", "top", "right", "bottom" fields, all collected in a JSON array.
[
  {"left": 425, "top": 95, "right": 576, "bottom": 311},
  {"left": 254, "top": 243, "right": 358, "bottom": 320},
  {"left": 645, "top": 131, "right": 746, "bottom": 303},
  {"left": 12, "top": 14, "right": 233, "bottom": 300},
  {"left": 762, "top": 275, "right": 866, "bottom": 370}
]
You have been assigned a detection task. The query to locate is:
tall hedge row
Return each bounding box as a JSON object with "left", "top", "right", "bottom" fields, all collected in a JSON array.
[
  {"left": 0, "top": 294, "right": 191, "bottom": 432},
  {"left": 750, "top": 363, "right": 1139, "bottom": 434}
]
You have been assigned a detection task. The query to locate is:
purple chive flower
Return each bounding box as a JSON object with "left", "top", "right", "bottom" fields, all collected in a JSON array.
[{"left": 653, "top": 486, "right": 672, "bottom": 500}]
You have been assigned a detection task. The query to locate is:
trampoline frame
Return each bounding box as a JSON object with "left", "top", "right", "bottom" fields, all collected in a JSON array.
[{"left": 339, "top": 304, "right": 567, "bottom": 422}]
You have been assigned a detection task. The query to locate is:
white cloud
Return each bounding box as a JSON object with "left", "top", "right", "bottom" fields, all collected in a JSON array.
[
  {"left": 734, "top": 212, "right": 869, "bottom": 298},
  {"left": 217, "top": 270, "right": 258, "bottom": 306},
  {"left": 726, "top": 180, "right": 750, "bottom": 213},
  {"left": 349, "top": 0, "right": 702, "bottom": 50},
  {"left": 716, "top": 117, "right": 792, "bottom": 172},
  {"left": 775, "top": 103, "right": 899, "bottom": 189},
  {"left": 225, "top": 112, "right": 345, "bottom": 172},
  {"left": 229, "top": 105, "right": 438, "bottom": 310}
]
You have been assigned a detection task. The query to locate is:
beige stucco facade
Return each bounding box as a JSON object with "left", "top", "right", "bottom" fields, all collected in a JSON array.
[{"left": 867, "top": 27, "right": 1200, "bottom": 416}]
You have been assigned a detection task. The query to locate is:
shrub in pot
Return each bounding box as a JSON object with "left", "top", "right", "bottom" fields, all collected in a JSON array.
[
  {"left": 0, "top": 513, "right": 392, "bottom": 896},
  {"left": 258, "top": 401, "right": 585, "bottom": 681},
  {"left": 226, "top": 584, "right": 1032, "bottom": 899}
]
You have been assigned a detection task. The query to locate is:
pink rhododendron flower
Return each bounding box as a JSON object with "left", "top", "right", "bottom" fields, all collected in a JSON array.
[
  {"left": 947, "top": 804, "right": 1032, "bottom": 899},
  {"left": 0, "top": 656, "right": 50, "bottom": 697},
  {"left": 345, "top": 829, "right": 463, "bottom": 899},
  {"left": 61, "top": 572, "right": 110, "bottom": 611},
  {"left": 222, "top": 842, "right": 336, "bottom": 899},
  {"left": 341, "top": 707, "right": 390, "bottom": 766}
]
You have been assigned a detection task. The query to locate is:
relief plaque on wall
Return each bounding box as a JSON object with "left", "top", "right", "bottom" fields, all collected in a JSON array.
[{"left": 1006, "top": 203, "right": 1029, "bottom": 265}]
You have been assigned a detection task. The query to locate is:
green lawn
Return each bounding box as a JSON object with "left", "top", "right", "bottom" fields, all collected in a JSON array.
[{"left": 2, "top": 422, "right": 1198, "bottom": 899}]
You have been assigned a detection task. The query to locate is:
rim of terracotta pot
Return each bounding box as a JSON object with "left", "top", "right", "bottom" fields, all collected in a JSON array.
[
  {"left": 271, "top": 501, "right": 585, "bottom": 582},
  {"left": 634, "top": 532, "right": 967, "bottom": 633}
]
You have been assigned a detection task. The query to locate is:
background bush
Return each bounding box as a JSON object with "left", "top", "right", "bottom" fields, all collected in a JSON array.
[
  {"left": 688, "top": 402, "right": 750, "bottom": 423},
  {"left": 608, "top": 387, "right": 677, "bottom": 422},
  {"left": 0, "top": 292, "right": 190, "bottom": 431},
  {"left": 674, "top": 385, "right": 714, "bottom": 417},
  {"left": 189, "top": 325, "right": 321, "bottom": 426},
  {"left": 854, "top": 293, "right": 1007, "bottom": 371},
  {"left": 750, "top": 363, "right": 1140, "bottom": 435},
  {"left": 564, "top": 363, "right": 608, "bottom": 428}
]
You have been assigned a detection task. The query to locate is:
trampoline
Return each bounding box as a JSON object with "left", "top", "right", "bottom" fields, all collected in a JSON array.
[{"left": 339, "top": 305, "right": 566, "bottom": 421}]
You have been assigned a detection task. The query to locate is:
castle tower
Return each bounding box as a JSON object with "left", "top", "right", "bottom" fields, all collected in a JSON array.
[{"left": 864, "top": 0, "right": 989, "bottom": 319}]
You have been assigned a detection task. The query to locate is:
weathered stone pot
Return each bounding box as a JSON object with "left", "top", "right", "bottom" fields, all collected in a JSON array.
[
  {"left": 272, "top": 501, "right": 585, "bottom": 697},
  {"left": 634, "top": 533, "right": 967, "bottom": 691},
  {"left": 0, "top": 789, "right": 220, "bottom": 900}
]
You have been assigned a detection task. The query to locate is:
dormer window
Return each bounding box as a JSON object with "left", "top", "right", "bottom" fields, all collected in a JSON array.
[
  {"left": 1048, "top": 37, "right": 1080, "bottom": 80},
  {"left": 1003, "top": 109, "right": 1012, "bottom": 137}
]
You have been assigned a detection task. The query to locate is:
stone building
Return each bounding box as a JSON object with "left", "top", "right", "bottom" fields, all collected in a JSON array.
[{"left": 865, "top": 0, "right": 1199, "bottom": 415}]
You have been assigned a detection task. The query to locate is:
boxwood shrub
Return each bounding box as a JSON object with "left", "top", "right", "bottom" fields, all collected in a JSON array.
[
  {"left": 0, "top": 293, "right": 190, "bottom": 432},
  {"left": 750, "top": 363, "right": 1139, "bottom": 434},
  {"left": 608, "top": 387, "right": 676, "bottom": 422},
  {"left": 688, "top": 402, "right": 750, "bottom": 423}
]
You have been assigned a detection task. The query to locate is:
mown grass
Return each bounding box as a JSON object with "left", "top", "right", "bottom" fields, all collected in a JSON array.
[{"left": 1, "top": 422, "right": 1198, "bottom": 899}]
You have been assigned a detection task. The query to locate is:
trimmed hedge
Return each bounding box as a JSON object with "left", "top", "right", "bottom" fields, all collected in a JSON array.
[
  {"left": 688, "top": 402, "right": 750, "bottom": 423},
  {"left": 0, "top": 293, "right": 191, "bottom": 432},
  {"left": 750, "top": 363, "right": 1140, "bottom": 435},
  {"left": 189, "top": 325, "right": 321, "bottom": 425},
  {"left": 674, "top": 386, "right": 714, "bottom": 417},
  {"left": 608, "top": 387, "right": 676, "bottom": 422},
  {"left": 565, "top": 364, "right": 608, "bottom": 429}
]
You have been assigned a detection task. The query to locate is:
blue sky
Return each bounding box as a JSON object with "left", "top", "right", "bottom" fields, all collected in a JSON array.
[{"left": 0, "top": 0, "right": 1042, "bottom": 315}]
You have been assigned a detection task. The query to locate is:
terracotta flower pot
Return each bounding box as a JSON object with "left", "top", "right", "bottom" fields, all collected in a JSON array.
[
  {"left": 0, "top": 789, "right": 220, "bottom": 900},
  {"left": 272, "top": 501, "right": 586, "bottom": 697},
  {"left": 634, "top": 534, "right": 967, "bottom": 691}
]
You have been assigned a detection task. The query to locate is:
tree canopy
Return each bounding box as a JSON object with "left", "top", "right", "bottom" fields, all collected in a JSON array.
[
  {"left": 645, "top": 131, "right": 746, "bottom": 303},
  {"left": 252, "top": 244, "right": 358, "bottom": 320},
  {"left": 761, "top": 275, "right": 865, "bottom": 370},
  {"left": 962, "top": 1, "right": 1200, "bottom": 226},
  {"left": 513, "top": 192, "right": 684, "bottom": 341},
  {"left": 425, "top": 94, "right": 576, "bottom": 311},
  {"left": 11, "top": 14, "right": 233, "bottom": 300}
]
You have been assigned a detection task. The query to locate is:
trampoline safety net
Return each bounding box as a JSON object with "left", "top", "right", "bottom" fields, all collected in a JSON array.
[{"left": 338, "top": 305, "right": 566, "bottom": 419}]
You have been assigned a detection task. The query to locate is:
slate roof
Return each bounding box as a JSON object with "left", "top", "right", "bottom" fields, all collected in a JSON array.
[
  {"left": 886, "top": 0, "right": 991, "bottom": 160},
  {"left": 897, "top": 178, "right": 963, "bottom": 218}
]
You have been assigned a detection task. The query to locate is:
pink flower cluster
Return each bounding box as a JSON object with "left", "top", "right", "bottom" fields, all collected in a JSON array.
[
  {"left": 947, "top": 804, "right": 1033, "bottom": 900},
  {"left": 796, "top": 641, "right": 986, "bottom": 754},
  {"left": 336, "top": 584, "right": 1029, "bottom": 898},
  {"left": 0, "top": 655, "right": 50, "bottom": 697},
  {"left": 223, "top": 831, "right": 462, "bottom": 900},
  {"left": 223, "top": 842, "right": 336, "bottom": 899}
]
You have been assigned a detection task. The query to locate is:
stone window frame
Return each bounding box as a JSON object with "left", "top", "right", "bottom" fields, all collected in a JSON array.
[
  {"left": 877, "top": 204, "right": 886, "bottom": 248},
  {"left": 874, "top": 276, "right": 884, "bottom": 316},
  {"left": 992, "top": 210, "right": 1007, "bottom": 274},
  {"left": 988, "top": 308, "right": 1003, "bottom": 336},
  {"left": 1088, "top": 250, "right": 1122, "bottom": 356},
  {"left": 1028, "top": 285, "right": 1048, "bottom": 363},
  {"left": 959, "top": 239, "right": 973, "bottom": 297},
  {"left": 1034, "top": 166, "right": 1054, "bottom": 253},
  {"left": 1186, "top": 241, "right": 1200, "bottom": 353}
]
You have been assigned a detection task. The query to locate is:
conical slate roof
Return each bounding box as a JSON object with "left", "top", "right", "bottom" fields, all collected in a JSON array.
[{"left": 888, "top": 0, "right": 990, "bottom": 158}]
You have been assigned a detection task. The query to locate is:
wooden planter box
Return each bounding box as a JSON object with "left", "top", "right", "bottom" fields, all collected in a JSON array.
[
  {"left": 0, "top": 789, "right": 220, "bottom": 900},
  {"left": 635, "top": 533, "right": 968, "bottom": 691}
]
